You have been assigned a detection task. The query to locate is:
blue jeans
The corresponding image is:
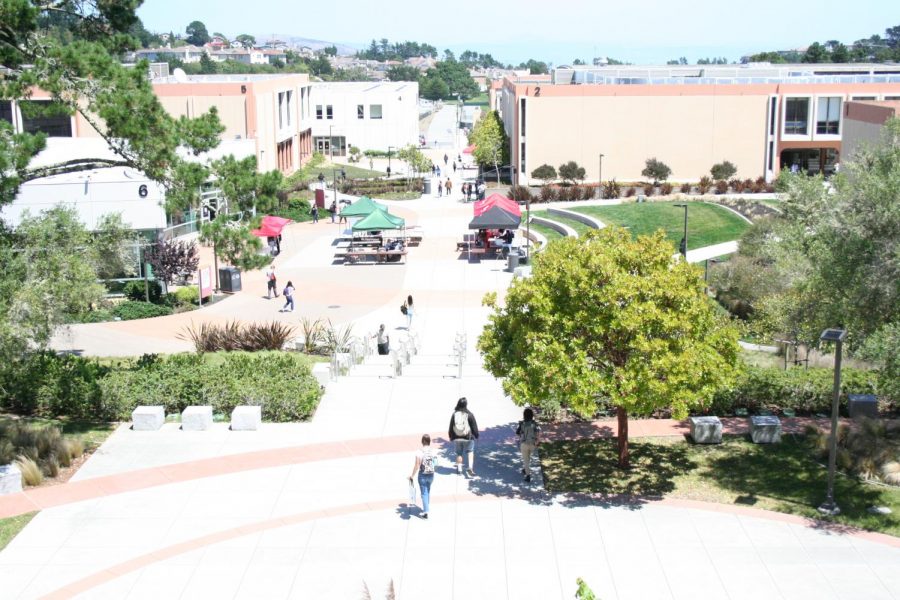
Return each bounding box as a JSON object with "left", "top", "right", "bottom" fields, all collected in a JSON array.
[
  {"left": 417, "top": 472, "right": 434, "bottom": 513},
  {"left": 283, "top": 295, "right": 294, "bottom": 311}
]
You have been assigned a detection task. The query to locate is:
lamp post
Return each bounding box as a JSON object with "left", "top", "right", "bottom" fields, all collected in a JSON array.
[
  {"left": 387, "top": 146, "right": 395, "bottom": 178},
  {"left": 331, "top": 168, "right": 340, "bottom": 210},
  {"left": 673, "top": 203, "right": 688, "bottom": 258},
  {"left": 704, "top": 258, "right": 719, "bottom": 283},
  {"left": 818, "top": 327, "right": 847, "bottom": 516},
  {"left": 597, "top": 153, "right": 605, "bottom": 198}
]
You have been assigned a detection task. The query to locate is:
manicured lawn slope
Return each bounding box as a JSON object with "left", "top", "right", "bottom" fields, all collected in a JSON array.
[
  {"left": 541, "top": 435, "right": 900, "bottom": 536},
  {"left": 572, "top": 201, "right": 748, "bottom": 250},
  {"left": 0, "top": 512, "right": 36, "bottom": 551}
]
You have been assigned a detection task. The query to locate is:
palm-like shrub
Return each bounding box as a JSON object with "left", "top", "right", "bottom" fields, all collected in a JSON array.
[
  {"left": 178, "top": 321, "right": 297, "bottom": 352},
  {"left": 698, "top": 176, "right": 713, "bottom": 194},
  {"left": 680, "top": 183, "right": 692, "bottom": 194},
  {"left": 660, "top": 183, "right": 673, "bottom": 195},
  {"left": 602, "top": 180, "right": 621, "bottom": 199},
  {"left": 299, "top": 317, "right": 325, "bottom": 354},
  {"left": 323, "top": 320, "right": 354, "bottom": 354}
]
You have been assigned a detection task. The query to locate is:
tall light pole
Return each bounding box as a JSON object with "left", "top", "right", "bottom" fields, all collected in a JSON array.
[
  {"left": 387, "top": 146, "right": 395, "bottom": 177},
  {"left": 597, "top": 153, "right": 605, "bottom": 198},
  {"left": 673, "top": 203, "right": 688, "bottom": 258},
  {"left": 818, "top": 327, "right": 847, "bottom": 516}
]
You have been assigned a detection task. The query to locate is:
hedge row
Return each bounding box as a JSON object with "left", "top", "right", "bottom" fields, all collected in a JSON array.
[
  {"left": 703, "top": 365, "right": 884, "bottom": 416},
  {"left": 0, "top": 351, "right": 323, "bottom": 422},
  {"left": 340, "top": 177, "right": 424, "bottom": 196}
]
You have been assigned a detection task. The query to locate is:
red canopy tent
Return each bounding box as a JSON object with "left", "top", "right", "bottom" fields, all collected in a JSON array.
[
  {"left": 462, "top": 144, "right": 476, "bottom": 154},
  {"left": 251, "top": 215, "right": 292, "bottom": 237},
  {"left": 473, "top": 193, "right": 521, "bottom": 217}
]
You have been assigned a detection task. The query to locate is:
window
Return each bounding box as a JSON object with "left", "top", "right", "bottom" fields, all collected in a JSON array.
[
  {"left": 784, "top": 97, "right": 810, "bottom": 135},
  {"left": 520, "top": 98, "right": 526, "bottom": 136},
  {"left": 20, "top": 100, "right": 72, "bottom": 137},
  {"left": 286, "top": 91, "right": 293, "bottom": 127},
  {"left": 316, "top": 105, "right": 323, "bottom": 120},
  {"left": 851, "top": 96, "right": 876, "bottom": 101},
  {"left": 816, "top": 97, "right": 841, "bottom": 135},
  {"left": 769, "top": 97, "right": 777, "bottom": 136},
  {"left": 768, "top": 141, "right": 774, "bottom": 171},
  {"left": 369, "top": 104, "right": 382, "bottom": 119},
  {"left": 277, "top": 93, "right": 284, "bottom": 129},
  {"left": 326, "top": 105, "right": 333, "bottom": 120},
  {"left": 357, "top": 104, "right": 364, "bottom": 119},
  {"left": 0, "top": 101, "right": 12, "bottom": 125},
  {"left": 885, "top": 96, "right": 900, "bottom": 101}
]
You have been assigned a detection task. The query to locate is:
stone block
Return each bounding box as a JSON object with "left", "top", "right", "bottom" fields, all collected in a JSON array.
[
  {"left": 181, "top": 406, "right": 213, "bottom": 431},
  {"left": 689, "top": 416, "right": 722, "bottom": 444},
  {"left": 0, "top": 463, "right": 22, "bottom": 495},
  {"left": 231, "top": 405, "right": 261, "bottom": 431},
  {"left": 132, "top": 405, "right": 165, "bottom": 431},
  {"left": 848, "top": 394, "right": 878, "bottom": 420},
  {"left": 312, "top": 362, "right": 330, "bottom": 388},
  {"left": 750, "top": 415, "right": 782, "bottom": 444}
]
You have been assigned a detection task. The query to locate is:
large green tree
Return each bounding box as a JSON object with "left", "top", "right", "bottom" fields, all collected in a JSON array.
[
  {"left": 185, "top": 20, "right": 210, "bottom": 46},
  {"left": 386, "top": 65, "right": 421, "bottom": 83},
  {"left": 469, "top": 110, "right": 509, "bottom": 176},
  {"left": 479, "top": 228, "right": 741, "bottom": 467}
]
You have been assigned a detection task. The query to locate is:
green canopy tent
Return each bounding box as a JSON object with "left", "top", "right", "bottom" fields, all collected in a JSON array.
[
  {"left": 351, "top": 207, "right": 405, "bottom": 232},
  {"left": 340, "top": 196, "right": 387, "bottom": 218}
]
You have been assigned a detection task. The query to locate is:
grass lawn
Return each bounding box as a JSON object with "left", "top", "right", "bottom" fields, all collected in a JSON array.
[
  {"left": 0, "top": 512, "right": 36, "bottom": 551},
  {"left": 571, "top": 201, "right": 749, "bottom": 250},
  {"left": 376, "top": 191, "right": 421, "bottom": 201},
  {"left": 541, "top": 435, "right": 900, "bottom": 536},
  {"left": 530, "top": 210, "right": 594, "bottom": 237},
  {"left": 464, "top": 92, "right": 489, "bottom": 108},
  {"left": 306, "top": 162, "right": 385, "bottom": 181},
  {"left": 0, "top": 415, "right": 116, "bottom": 450},
  {"left": 526, "top": 220, "right": 563, "bottom": 241}
]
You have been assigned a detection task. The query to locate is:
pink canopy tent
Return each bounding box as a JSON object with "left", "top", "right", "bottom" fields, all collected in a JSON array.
[
  {"left": 473, "top": 193, "right": 521, "bottom": 217},
  {"left": 462, "top": 144, "right": 476, "bottom": 154},
  {"left": 251, "top": 215, "right": 292, "bottom": 237}
]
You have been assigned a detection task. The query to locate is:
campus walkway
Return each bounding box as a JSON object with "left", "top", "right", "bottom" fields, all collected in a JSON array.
[{"left": 8, "top": 123, "right": 897, "bottom": 598}]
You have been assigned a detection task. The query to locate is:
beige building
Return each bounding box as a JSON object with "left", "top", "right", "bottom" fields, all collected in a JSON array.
[
  {"left": 841, "top": 100, "right": 900, "bottom": 160},
  {"left": 499, "top": 64, "right": 900, "bottom": 184}
]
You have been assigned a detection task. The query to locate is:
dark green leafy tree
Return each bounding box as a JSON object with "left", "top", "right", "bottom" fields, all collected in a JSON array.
[
  {"left": 802, "top": 42, "right": 828, "bottom": 63},
  {"left": 642, "top": 158, "right": 672, "bottom": 184},
  {"left": 423, "top": 60, "right": 479, "bottom": 100},
  {"left": 710, "top": 161, "right": 737, "bottom": 180},
  {"left": 200, "top": 215, "right": 270, "bottom": 272},
  {"left": 558, "top": 161, "right": 586, "bottom": 183},
  {"left": 386, "top": 65, "right": 421, "bottom": 83},
  {"left": 531, "top": 164, "right": 557, "bottom": 184},
  {"left": 322, "top": 45, "right": 337, "bottom": 56},
  {"left": 830, "top": 43, "right": 850, "bottom": 63},
  {"left": 185, "top": 20, "right": 210, "bottom": 46},
  {"left": 235, "top": 34, "right": 255, "bottom": 48},
  {"left": 517, "top": 59, "right": 549, "bottom": 74}
]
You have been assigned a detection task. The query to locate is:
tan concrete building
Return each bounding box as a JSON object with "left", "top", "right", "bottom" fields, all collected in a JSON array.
[
  {"left": 841, "top": 100, "right": 900, "bottom": 160},
  {"left": 499, "top": 64, "right": 900, "bottom": 184}
]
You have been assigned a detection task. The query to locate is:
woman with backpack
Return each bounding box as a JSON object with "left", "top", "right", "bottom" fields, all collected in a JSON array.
[
  {"left": 403, "top": 294, "right": 414, "bottom": 329},
  {"left": 516, "top": 408, "right": 541, "bottom": 483},
  {"left": 448, "top": 397, "right": 479, "bottom": 476},
  {"left": 408, "top": 434, "right": 437, "bottom": 519},
  {"left": 281, "top": 280, "right": 295, "bottom": 312}
]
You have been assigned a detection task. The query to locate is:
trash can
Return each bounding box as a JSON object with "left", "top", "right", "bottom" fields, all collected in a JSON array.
[
  {"left": 315, "top": 189, "right": 325, "bottom": 208},
  {"left": 507, "top": 251, "right": 521, "bottom": 272},
  {"left": 218, "top": 267, "right": 242, "bottom": 293},
  {"left": 423, "top": 179, "right": 431, "bottom": 195}
]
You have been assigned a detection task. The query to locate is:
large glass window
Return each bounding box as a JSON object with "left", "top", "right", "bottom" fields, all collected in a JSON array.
[
  {"left": 816, "top": 97, "right": 841, "bottom": 135},
  {"left": 20, "top": 100, "right": 72, "bottom": 137},
  {"left": 0, "top": 101, "right": 12, "bottom": 125},
  {"left": 784, "top": 97, "right": 810, "bottom": 135},
  {"left": 357, "top": 104, "right": 364, "bottom": 119},
  {"left": 326, "top": 105, "right": 333, "bottom": 120},
  {"left": 315, "top": 105, "right": 323, "bottom": 120},
  {"left": 369, "top": 104, "right": 382, "bottom": 119}
]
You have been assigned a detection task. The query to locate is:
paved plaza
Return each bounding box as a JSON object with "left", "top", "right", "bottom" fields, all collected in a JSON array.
[{"left": 2, "top": 107, "right": 898, "bottom": 598}]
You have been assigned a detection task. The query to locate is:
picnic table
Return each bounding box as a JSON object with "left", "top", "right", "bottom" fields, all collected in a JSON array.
[{"left": 339, "top": 249, "right": 408, "bottom": 264}]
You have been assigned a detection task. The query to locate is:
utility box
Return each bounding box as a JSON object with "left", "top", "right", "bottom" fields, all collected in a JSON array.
[
  {"left": 218, "top": 267, "right": 242, "bottom": 293},
  {"left": 848, "top": 394, "right": 878, "bottom": 419},
  {"left": 315, "top": 188, "right": 325, "bottom": 208}
]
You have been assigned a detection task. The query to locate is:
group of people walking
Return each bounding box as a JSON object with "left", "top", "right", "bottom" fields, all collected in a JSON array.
[
  {"left": 266, "top": 265, "right": 295, "bottom": 312},
  {"left": 407, "top": 398, "right": 541, "bottom": 519}
]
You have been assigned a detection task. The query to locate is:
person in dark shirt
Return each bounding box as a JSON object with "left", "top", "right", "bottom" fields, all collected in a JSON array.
[{"left": 448, "top": 397, "right": 479, "bottom": 476}]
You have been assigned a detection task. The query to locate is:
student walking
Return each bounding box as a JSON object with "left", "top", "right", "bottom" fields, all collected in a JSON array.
[
  {"left": 516, "top": 408, "right": 541, "bottom": 483},
  {"left": 280, "top": 280, "right": 295, "bottom": 312},
  {"left": 403, "top": 294, "right": 414, "bottom": 329},
  {"left": 443, "top": 153, "right": 448, "bottom": 165},
  {"left": 408, "top": 434, "right": 436, "bottom": 519},
  {"left": 437, "top": 181, "right": 443, "bottom": 197},
  {"left": 311, "top": 204, "right": 319, "bottom": 223},
  {"left": 328, "top": 201, "right": 337, "bottom": 223},
  {"left": 448, "top": 397, "right": 479, "bottom": 476},
  {"left": 445, "top": 178, "right": 453, "bottom": 197},
  {"left": 452, "top": 162, "right": 457, "bottom": 173},
  {"left": 266, "top": 265, "right": 278, "bottom": 299}
]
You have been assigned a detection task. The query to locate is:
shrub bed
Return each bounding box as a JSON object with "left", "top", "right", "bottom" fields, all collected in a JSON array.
[
  {"left": 99, "top": 352, "right": 322, "bottom": 422},
  {"left": 702, "top": 365, "right": 883, "bottom": 416},
  {"left": 113, "top": 301, "right": 172, "bottom": 321},
  {"left": 339, "top": 177, "right": 423, "bottom": 197},
  {"left": 0, "top": 420, "right": 85, "bottom": 484},
  {"left": 0, "top": 352, "right": 109, "bottom": 419}
]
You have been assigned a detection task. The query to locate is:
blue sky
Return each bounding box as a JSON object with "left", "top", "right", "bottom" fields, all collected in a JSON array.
[{"left": 137, "top": 0, "right": 899, "bottom": 65}]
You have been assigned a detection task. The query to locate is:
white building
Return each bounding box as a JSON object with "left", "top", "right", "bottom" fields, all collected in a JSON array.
[
  {"left": 5, "top": 168, "right": 168, "bottom": 233},
  {"left": 209, "top": 49, "right": 268, "bottom": 65},
  {"left": 134, "top": 45, "right": 206, "bottom": 64},
  {"left": 308, "top": 81, "right": 419, "bottom": 156}
]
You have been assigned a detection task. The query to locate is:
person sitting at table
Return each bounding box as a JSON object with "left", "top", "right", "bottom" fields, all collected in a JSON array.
[{"left": 502, "top": 229, "right": 515, "bottom": 245}]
